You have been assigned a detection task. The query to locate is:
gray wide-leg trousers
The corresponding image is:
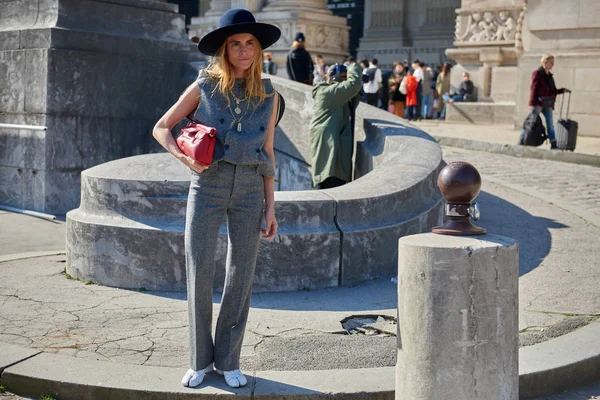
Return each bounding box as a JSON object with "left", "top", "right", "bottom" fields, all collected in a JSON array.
[{"left": 185, "top": 161, "right": 264, "bottom": 371}]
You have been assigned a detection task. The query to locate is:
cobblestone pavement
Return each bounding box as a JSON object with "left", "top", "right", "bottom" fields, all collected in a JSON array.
[{"left": 442, "top": 147, "right": 600, "bottom": 227}]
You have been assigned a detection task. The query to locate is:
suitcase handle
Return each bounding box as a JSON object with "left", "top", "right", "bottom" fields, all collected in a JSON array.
[{"left": 559, "top": 90, "right": 571, "bottom": 120}]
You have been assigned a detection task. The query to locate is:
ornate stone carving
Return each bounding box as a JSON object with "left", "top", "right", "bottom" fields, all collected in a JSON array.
[
  {"left": 454, "top": 7, "right": 525, "bottom": 46},
  {"left": 268, "top": 21, "right": 292, "bottom": 49}
]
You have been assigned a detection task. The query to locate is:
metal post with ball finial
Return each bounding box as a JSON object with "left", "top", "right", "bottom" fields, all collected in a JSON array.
[{"left": 432, "top": 161, "right": 486, "bottom": 235}]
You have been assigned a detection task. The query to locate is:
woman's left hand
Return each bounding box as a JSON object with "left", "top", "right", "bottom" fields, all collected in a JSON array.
[{"left": 261, "top": 206, "right": 278, "bottom": 239}]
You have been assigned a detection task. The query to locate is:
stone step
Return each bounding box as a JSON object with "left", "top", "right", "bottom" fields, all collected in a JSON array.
[
  {"left": 2, "top": 321, "right": 600, "bottom": 399},
  {"left": 445, "top": 101, "right": 516, "bottom": 124}
]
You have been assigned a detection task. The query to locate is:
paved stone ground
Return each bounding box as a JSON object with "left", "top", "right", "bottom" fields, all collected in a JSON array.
[
  {"left": 413, "top": 121, "right": 600, "bottom": 156},
  {"left": 442, "top": 147, "right": 600, "bottom": 225},
  {"left": 0, "top": 148, "right": 599, "bottom": 400},
  {"left": 1, "top": 154, "right": 599, "bottom": 372}
]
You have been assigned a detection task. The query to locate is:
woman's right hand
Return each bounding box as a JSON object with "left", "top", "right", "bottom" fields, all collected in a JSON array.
[{"left": 180, "top": 154, "right": 209, "bottom": 174}]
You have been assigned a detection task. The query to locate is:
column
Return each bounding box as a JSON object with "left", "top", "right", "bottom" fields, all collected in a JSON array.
[
  {"left": 263, "top": 0, "right": 327, "bottom": 11},
  {"left": 396, "top": 233, "right": 519, "bottom": 400},
  {"left": 360, "top": 0, "right": 408, "bottom": 41},
  {"left": 205, "top": 0, "right": 231, "bottom": 16},
  {"left": 198, "top": 0, "right": 211, "bottom": 16}
]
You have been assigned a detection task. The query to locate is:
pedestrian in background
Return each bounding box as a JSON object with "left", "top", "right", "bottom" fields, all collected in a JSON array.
[
  {"left": 313, "top": 54, "right": 328, "bottom": 84},
  {"left": 411, "top": 60, "right": 424, "bottom": 120},
  {"left": 363, "top": 58, "right": 382, "bottom": 107},
  {"left": 309, "top": 63, "right": 363, "bottom": 189},
  {"left": 286, "top": 32, "right": 314, "bottom": 85},
  {"left": 388, "top": 61, "right": 406, "bottom": 117},
  {"left": 421, "top": 64, "right": 433, "bottom": 119},
  {"left": 443, "top": 72, "right": 475, "bottom": 103},
  {"left": 263, "top": 52, "right": 277, "bottom": 75},
  {"left": 518, "top": 53, "right": 568, "bottom": 149},
  {"left": 404, "top": 70, "right": 418, "bottom": 121},
  {"left": 435, "top": 62, "right": 452, "bottom": 119}
]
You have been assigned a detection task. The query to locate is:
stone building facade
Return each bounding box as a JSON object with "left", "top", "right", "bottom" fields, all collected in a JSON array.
[
  {"left": 0, "top": 0, "right": 201, "bottom": 214},
  {"left": 446, "top": 0, "right": 527, "bottom": 103},
  {"left": 187, "top": 0, "right": 350, "bottom": 69},
  {"left": 446, "top": 0, "right": 600, "bottom": 136},
  {"left": 515, "top": 0, "right": 600, "bottom": 136},
  {"left": 357, "top": 0, "right": 461, "bottom": 70}
]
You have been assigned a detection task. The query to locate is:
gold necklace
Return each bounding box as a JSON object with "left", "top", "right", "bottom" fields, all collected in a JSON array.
[
  {"left": 227, "top": 95, "right": 251, "bottom": 132},
  {"left": 230, "top": 90, "right": 249, "bottom": 115}
]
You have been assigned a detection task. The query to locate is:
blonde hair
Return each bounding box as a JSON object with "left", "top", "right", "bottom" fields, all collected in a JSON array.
[
  {"left": 291, "top": 40, "right": 305, "bottom": 49},
  {"left": 541, "top": 54, "right": 555, "bottom": 65},
  {"left": 204, "top": 35, "right": 271, "bottom": 106}
]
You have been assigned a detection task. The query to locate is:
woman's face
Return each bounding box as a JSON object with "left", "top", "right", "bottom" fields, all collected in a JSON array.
[
  {"left": 226, "top": 33, "right": 257, "bottom": 72},
  {"left": 543, "top": 59, "right": 554, "bottom": 71}
]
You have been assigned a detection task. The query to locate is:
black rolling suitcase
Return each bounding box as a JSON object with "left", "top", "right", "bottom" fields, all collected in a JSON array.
[{"left": 555, "top": 91, "right": 578, "bottom": 151}]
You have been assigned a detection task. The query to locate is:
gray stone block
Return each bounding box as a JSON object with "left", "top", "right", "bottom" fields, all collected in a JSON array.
[
  {"left": 0, "top": 50, "right": 26, "bottom": 113},
  {"left": 24, "top": 49, "right": 48, "bottom": 113},
  {"left": 2, "top": 351, "right": 252, "bottom": 399},
  {"left": 0, "top": 166, "right": 24, "bottom": 208},
  {"left": 0, "top": 129, "right": 46, "bottom": 170},
  {"left": 0, "top": 166, "right": 45, "bottom": 211},
  {"left": 275, "top": 150, "right": 312, "bottom": 191},
  {"left": 19, "top": 29, "right": 52, "bottom": 49},
  {"left": 44, "top": 115, "right": 81, "bottom": 170},
  {"left": 68, "top": 154, "right": 342, "bottom": 292},
  {"left": 0, "top": 0, "right": 55, "bottom": 32},
  {"left": 65, "top": 76, "right": 444, "bottom": 293},
  {"left": 253, "top": 368, "right": 394, "bottom": 399},
  {"left": 0, "top": 31, "right": 20, "bottom": 51},
  {"left": 44, "top": 170, "right": 82, "bottom": 214},
  {"left": 0, "top": 0, "right": 201, "bottom": 214},
  {"left": 55, "top": 0, "right": 186, "bottom": 40}
]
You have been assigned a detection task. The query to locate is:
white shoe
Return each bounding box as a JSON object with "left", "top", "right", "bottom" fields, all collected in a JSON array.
[
  {"left": 181, "top": 364, "right": 214, "bottom": 387},
  {"left": 216, "top": 368, "right": 247, "bottom": 388}
]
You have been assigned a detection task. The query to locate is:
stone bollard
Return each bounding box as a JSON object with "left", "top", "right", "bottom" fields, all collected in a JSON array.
[
  {"left": 396, "top": 161, "right": 519, "bottom": 400},
  {"left": 396, "top": 234, "right": 518, "bottom": 399}
]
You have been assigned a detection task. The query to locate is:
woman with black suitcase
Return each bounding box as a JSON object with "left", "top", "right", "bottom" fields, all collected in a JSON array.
[{"left": 518, "top": 53, "right": 569, "bottom": 149}]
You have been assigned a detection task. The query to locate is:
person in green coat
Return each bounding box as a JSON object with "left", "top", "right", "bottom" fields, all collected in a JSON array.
[{"left": 308, "top": 63, "right": 363, "bottom": 189}]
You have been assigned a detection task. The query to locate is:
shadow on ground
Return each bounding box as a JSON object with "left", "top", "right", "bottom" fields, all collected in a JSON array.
[{"left": 475, "top": 190, "right": 567, "bottom": 276}]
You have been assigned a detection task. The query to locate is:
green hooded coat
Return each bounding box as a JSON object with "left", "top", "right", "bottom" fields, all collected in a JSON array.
[{"left": 308, "top": 64, "right": 363, "bottom": 187}]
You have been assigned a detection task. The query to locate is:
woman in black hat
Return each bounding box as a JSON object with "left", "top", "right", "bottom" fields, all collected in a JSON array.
[
  {"left": 153, "top": 8, "right": 281, "bottom": 389},
  {"left": 286, "top": 32, "right": 314, "bottom": 85}
]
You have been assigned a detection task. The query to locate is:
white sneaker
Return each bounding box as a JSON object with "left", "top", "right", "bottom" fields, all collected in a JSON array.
[
  {"left": 216, "top": 368, "right": 247, "bottom": 388},
  {"left": 181, "top": 364, "right": 214, "bottom": 387}
]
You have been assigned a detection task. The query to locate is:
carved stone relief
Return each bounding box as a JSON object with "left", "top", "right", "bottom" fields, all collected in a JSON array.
[{"left": 455, "top": 7, "right": 525, "bottom": 47}]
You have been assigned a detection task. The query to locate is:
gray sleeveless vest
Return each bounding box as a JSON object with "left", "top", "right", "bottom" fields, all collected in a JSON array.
[{"left": 193, "top": 71, "right": 275, "bottom": 177}]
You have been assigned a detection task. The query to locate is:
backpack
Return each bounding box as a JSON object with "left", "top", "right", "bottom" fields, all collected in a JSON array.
[
  {"left": 366, "top": 67, "right": 377, "bottom": 83},
  {"left": 522, "top": 113, "right": 547, "bottom": 146}
]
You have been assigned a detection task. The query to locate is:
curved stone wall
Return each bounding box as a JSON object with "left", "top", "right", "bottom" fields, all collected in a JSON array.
[{"left": 66, "top": 76, "right": 444, "bottom": 293}]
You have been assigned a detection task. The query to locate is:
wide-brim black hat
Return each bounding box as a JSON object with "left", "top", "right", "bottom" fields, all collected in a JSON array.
[{"left": 198, "top": 9, "right": 281, "bottom": 56}]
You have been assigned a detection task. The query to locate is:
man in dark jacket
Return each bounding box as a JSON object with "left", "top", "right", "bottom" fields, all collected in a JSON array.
[
  {"left": 457, "top": 72, "right": 476, "bottom": 101},
  {"left": 286, "top": 32, "right": 314, "bottom": 85}
]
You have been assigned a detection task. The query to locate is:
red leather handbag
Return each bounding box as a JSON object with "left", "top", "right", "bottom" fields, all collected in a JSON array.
[{"left": 176, "top": 120, "right": 216, "bottom": 167}]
